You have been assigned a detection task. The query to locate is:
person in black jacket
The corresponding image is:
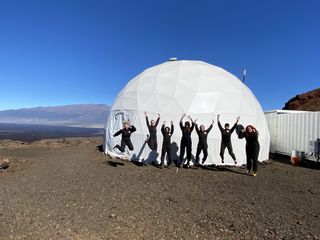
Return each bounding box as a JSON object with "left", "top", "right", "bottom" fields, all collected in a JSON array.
[
  {"left": 113, "top": 121, "right": 136, "bottom": 152},
  {"left": 195, "top": 119, "right": 214, "bottom": 166},
  {"left": 239, "top": 125, "right": 260, "bottom": 177},
  {"left": 160, "top": 121, "right": 174, "bottom": 168},
  {"left": 179, "top": 114, "right": 195, "bottom": 168},
  {"left": 217, "top": 114, "right": 240, "bottom": 164},
  {"left": 144, "top": 112, "right": 160, "bottom": 151}
]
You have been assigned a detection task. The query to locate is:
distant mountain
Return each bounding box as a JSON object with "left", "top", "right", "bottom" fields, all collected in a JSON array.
[
  {"left": 283, "top": 88, "right": 320, "bottom": 111},
  {"left": 0, "top": 104, "right": 110, "bottom": 128}
]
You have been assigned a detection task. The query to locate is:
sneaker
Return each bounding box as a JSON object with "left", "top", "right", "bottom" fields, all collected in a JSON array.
[
  {"left": 234, "top": 160, "right": 237, "bottom": 165},
  {"left": 247, "top": 170, "right": 251, "bottom": 174},
  {"left": 252, "top": 171, "right": 257, "bottom": 177},
  {"left": 221, "top": 159, "right": 224, "bottom": 164}
]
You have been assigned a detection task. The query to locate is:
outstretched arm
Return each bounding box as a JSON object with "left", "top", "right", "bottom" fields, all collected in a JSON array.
[{"left": 113, "top": 129, "right": 122, "bottom": 137}]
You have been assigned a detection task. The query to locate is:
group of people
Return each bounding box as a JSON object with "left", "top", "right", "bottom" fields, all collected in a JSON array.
[{"left": 113, "top": 112, "right": 260, "bottom": 176}]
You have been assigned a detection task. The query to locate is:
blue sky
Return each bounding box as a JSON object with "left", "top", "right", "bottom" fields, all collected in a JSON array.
[{"left": 0, "top": 0, "right": 319, "bottom": 111}]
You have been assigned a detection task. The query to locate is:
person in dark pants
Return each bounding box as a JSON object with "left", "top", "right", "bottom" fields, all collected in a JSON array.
[
  {"left": 239, "top": 125, "right": 260, "bottom": 177},
  {"left": 195, "top": 119, "right": 214, "bottom": 166},
  {"left": 113, "top": 121, "right": 136, "bottom": 152},
  {"left": 160, "top": 121, "right": 174, "bottom": 168},
  {"left": 144, "top": 112, "right": 160, "bottom": 151},
  {"left": 217, "top": 114, "right": 240, "bottom": 164},
  {"left": 179, "top": 114, "right": 195, "bottom": 168}
]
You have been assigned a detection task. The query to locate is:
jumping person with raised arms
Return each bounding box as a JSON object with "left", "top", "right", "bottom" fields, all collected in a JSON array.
[
  {"left": 144, "top": 112, "right": 160, "bottom": 151},
  {"left": 195, "top": 118, "right": 214, "bottom": 166},
  {"left": 217, "top": 114, "right": 240, "bottom": 165},
  {"left": 160, "top": 120, "right": 174, "bottom": 168},
  {"left": 179, "top": 113, "right": 195, "bottom": 168}
]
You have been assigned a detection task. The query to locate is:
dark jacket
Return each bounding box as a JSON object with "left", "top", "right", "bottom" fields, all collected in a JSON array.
[
  {"left": 196, "top": 124, "right": 213, "bottom": 147},
  {"left": 180, "top": 122, "right": 195, "bottom": 141},
  {"left": 239, "top": 130, "right": 259, "bottom": 148},
  {"left": 161, "top": 124, "right": 174, "bottom": 146},
  {"left": 218, "top": 121, "right": 236, "bottom": 144},
  {"left": 146, "top": 116, "right": 160, "bottom": 137},
  {"left": 114, "top": 126, "right": 136, "bottom": 141}
]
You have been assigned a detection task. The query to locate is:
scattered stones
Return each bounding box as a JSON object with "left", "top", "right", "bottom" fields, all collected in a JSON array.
[{"left": 0, "top": 158, "right": 10, "bottom": 170}]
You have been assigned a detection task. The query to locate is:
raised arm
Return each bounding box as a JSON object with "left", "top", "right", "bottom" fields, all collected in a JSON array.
[
  {"left": 161, "top": 122, "right": 165, "bottom": 134},
  {"left": 155, "top": 113, "right": 160, "bottom": 127},
  {"left": 207, "top": 120, "right": 214, "bottom": 133},
  {"left": 230, "top": 116, "right": 240, "bottom": 133},
  {"left": 130, "top": 125, "right": 137, "bottom": 133},
  {"left": 195, "top": 124, "right": 200, "bottom": 134},
  {"left": 145, "top": 112, "right": 150, "bottom": 127},
  {"left": 217, "top": 114, "right": 223, "bottom": 132},
  {"left": 170, "top": 121, "right": 174, "bottom": 134}
]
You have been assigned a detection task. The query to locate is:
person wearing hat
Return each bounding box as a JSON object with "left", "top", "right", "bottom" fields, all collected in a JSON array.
[{"left": 113, "top": 121, "right": 136, "bottom": 152}]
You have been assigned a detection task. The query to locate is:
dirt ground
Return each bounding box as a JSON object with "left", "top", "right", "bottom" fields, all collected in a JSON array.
[{"left": 0, "top": 137, "right": 319, "bottom": 240}]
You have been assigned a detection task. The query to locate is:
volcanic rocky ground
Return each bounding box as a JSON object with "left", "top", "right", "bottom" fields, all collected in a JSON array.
[{"left": 0, "top": 137, "right": 319, "bottom": 240}]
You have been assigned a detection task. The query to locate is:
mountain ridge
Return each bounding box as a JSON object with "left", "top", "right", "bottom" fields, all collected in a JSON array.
[
  {"left": 283, "top": 88, "right": 320, "bottom": 111},
  {"left": 0, "top": 104, "right": 110, "bottom": 128}
]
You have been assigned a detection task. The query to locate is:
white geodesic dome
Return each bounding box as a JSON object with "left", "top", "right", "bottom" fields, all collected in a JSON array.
[{"left": 104, "top": 60, "right": 270, "bottom": 165}]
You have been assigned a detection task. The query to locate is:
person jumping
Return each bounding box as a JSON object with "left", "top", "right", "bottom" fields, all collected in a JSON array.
[
  {"left": 144, "top": 112, "right": 160, "bottom": 151},
  {"left": 160, "top": 121, "right": 174, "bottom": 168},
  {"left": 195, "top": 118, "right": 214, "bottom": 166},
  {"left": 217, "top": 114, "right": 240, "bottom": 164},
  {"left": 113, "top": 121, "right": 136, "bottom": 153},
  {"left": 179, "top": 114, "right": 195, "bottom": 168}
]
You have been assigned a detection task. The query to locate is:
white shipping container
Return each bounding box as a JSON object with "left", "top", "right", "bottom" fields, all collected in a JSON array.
[{"left": 265, "top": 110, "right": 320, "bottom": 161}]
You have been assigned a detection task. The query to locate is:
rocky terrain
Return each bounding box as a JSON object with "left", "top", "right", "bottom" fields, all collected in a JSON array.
[
  {"left": 0, "top": 137, "right": 319, "bottom": 240},
  {"left": 283, "top": 88, "right": 320, "bottom": 111}
]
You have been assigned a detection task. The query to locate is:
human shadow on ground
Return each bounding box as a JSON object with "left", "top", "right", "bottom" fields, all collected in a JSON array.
[
  {"left": 104, "top": 160, "right": 125, "bottom": 167},
  {"left": 96, "top": 144, "right": 104, "bottom": 152},
  {"left": 130, "top": 142, "right": 159, "bottom": 168},
  {"left": 200, "top": 164, "right": 249, "bottom": 176}
]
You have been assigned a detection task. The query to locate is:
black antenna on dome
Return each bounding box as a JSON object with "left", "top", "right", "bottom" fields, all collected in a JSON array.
[{"left": 242, "top": 69, "right": 246, "bottom": 83}]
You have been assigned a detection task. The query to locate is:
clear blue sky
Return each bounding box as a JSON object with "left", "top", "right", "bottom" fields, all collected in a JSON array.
[{"left": 0, "top": 0, "right": 319, "bottom": 111}]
